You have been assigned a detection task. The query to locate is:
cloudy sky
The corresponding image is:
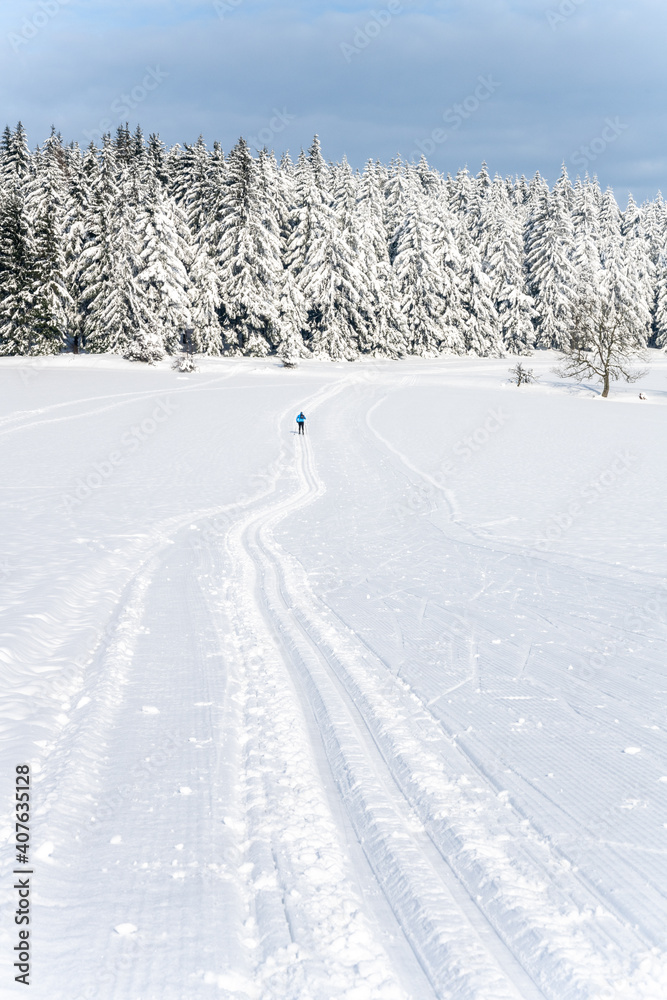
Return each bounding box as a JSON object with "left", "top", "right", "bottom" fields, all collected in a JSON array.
[{"left": 2, "top": 0, "right": 665, "bottom": 203}]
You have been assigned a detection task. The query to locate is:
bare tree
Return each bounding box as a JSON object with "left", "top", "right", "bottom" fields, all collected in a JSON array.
[
  {"left": 555, "top": 293, "right": 648, "bottom": 398},
  {"left": 508, "top": 362, "right": 537, "bottom": 386}
]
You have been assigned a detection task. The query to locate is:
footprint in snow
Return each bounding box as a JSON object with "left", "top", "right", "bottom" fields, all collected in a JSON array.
[
  {"left": 623, "top": 747, "right": 641, "bottom": 754},
  {"left": 178, "top": 787, "right": 192, "bottom": 795}
]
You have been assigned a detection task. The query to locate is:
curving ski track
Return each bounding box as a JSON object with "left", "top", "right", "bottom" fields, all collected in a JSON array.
[{"left": 2, "top": 361, "right": 666, "bottom": 999}]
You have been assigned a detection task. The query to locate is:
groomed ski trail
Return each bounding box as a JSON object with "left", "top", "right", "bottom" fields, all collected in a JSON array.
[
  {"left": 224, "top": 401, "right": 546, "bottom": 1000},
  {"left": 227, "top": 384, "right": 662, "bottom": 1000}
]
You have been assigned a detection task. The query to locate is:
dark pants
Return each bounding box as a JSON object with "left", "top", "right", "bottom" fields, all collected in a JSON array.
[{"left": 298, "top": 422, "right": 305, "bottom": 435}]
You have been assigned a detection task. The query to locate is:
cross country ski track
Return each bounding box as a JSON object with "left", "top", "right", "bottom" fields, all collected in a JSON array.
[
  {"left": 217, "top": 379, "right": 658, "bottom": 1000},
  {"left": 3, "top": 360, "right": 666, "bottom": 999}
]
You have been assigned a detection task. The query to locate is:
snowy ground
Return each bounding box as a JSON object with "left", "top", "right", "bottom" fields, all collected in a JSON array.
[{"left": 0, "top": 351, "right": 666, "bottom": 1000}]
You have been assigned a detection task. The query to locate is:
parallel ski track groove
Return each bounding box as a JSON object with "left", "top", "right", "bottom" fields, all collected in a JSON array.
[
  {"left": 235, "top": 413, "right": 547, "bottom": 998},
  {"left": 360, "top": 384, "right": 666, "bottom": 948},
  {"left": 235, "top": 388, "right": 655, "bottom": 1000}
]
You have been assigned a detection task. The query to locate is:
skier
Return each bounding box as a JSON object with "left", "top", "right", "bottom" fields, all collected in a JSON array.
[{"left": 296, "top": 412, "right": 306, "bottom": 435}]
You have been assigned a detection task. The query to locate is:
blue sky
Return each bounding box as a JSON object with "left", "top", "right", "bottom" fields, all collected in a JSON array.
[{"left": 2, "top": 0, "right": 666, "bottom": 203}]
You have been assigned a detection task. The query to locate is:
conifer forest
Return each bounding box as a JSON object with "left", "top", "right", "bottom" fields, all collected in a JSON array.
[{"left": 1, "top": 122, "right": 665, "bottom": 361}]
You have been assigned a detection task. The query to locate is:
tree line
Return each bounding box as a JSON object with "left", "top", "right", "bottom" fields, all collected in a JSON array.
[{"left": 0, "top": 122, "right": 665, "bottom": 361}]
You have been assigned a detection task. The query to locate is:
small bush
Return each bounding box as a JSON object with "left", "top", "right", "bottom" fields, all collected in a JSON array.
[
  {"left": 172, "top": 354, "right": 199, "bottom": 373},
  {"left": 124, "top": 333, "right": 164, "bottom": 365},
  {"left": 508, "top": 362, "right": 537, "bottom": 386}
]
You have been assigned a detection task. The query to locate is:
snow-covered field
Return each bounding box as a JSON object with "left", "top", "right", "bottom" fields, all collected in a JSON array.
[{"left": 1, "top": 352, "right": 666, "bottom": 1000}]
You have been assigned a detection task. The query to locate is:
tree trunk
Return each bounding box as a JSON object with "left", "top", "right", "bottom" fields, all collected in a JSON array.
[
  {"left": 72, "top": 335, "right": 79, "bottom": 355},
  {"left": 601, "top": 369, "right": 610, "bottom": 397}
]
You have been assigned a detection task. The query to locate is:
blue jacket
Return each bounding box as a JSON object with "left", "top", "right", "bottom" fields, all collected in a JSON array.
[{"left": 296, "top": 413, "right": 305, "bottom": 423}]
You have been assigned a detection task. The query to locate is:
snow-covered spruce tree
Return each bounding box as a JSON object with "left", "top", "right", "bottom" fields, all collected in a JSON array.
[
  {"left": 147, "top": 132, "right": 170, "bottom": 189},
  {"left": 171, "top": 136, "right": 217, "bottom": 237},
  {"left": 447, "top": 165, "right": 475, "bottom": 220},
  {"left": 275, "top": 266, "right": 307, "bottom": 361},
  {"left": 168, "top": 136, "right": 224, "bottom": 354},
  {"left": 552, "top": 161, "right": 574, "bottom": 214},
  {"left": 136, "top": 171, "right": 192, "bottom": 354},
  {"left": 5, "top": 125, "right": 667, "bottom": 362},
  {"left": 597, "top": 186, "right": 652, "bottom": 349},
  {"left": 28, "top": 131, "right": 73, "bottom": 354},
  {"left": 639, "top": 191, "right": 667, "bottom": 344},
  {"left": 283, "top": 150, "right": 316, "bottom": 280},
  {"left": 598, "top": 186, "right": 623, "bottom": 254},
  {"left": 656, "top": 256, "right": 667, "bottom": 349},
  {"left": 525, "top": 181, "right": 576, "bottom": 348},
  {"left": 431, "top": 194, "right": 466, "bottom": 351},
  {"left": 276, "top": 150, "right": 296, "bottom": 248},
  {"left": 458, "top": 224, "right": 502, "bottom": 356},
  {"left": 1, "top": 122, "right": 31, "bottom": 187},
  {"left": 188, "top": 232, "right": 223, "bottom": 354},
  {"left": 606, "top": 232, "right": 652, "bottom": 350},
  {"left": 620, "top": 192, "right": 655, "bottom": 343},
  {"left": 571, "top": 177, "right": 603, "bottom": 317},
  {"left": 217, "top": 138, "right": 281, "bottom": 355},
  {"left": 63, "top": 142, "right": 98, "bottom": 353},
  {"left": 285, "top": 139, "right": 334, "bottom": 277},
  {"left": 355, "top": 160, "right": 408, "bottom": 357},
  {"left": 370, "top": 258, "right": 409, "bottom": 357},
  {"left": 123, "top": 327, "right": 165, "bottom": 364},
  {"left": 328, "top": 158, "right": 373, "bottom": 351},
  {"left": 485, "top": 178, "right": 535, "bottom": 353},
  {"left": 462, "top": 162, "right": 494, "bottom": 259},
  {"left": 76, "top": 139, "right": 154, "bottom": 356},
  {"left": 286, "top": 146, "right": 372, "bottom": 359},
  {"left": 0, "top": 187, "right": 39, "bottom": 354},
  {"left": 273, "top": 152, "right": 305, "bottom": 359},
  {"left": 299, "top": 204, "right": 365, "bottom": 360},
  {"left": 332, "top": 156, "right": 359, "bottom": 233},
  {"left": 392, "top": 195, "right": 464, "bottom": 356},
  {"left": 384, "top": 157, "right": 414, "bottom": 249},
  {"left": 0, "top": 123, "right": 45, "bottom": 355},
  {"left": 306, "top": 134, "right": 330, "bottom": 202},
  {"left": 260, "top": 149, "right": 291, "bottom": 258}
]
